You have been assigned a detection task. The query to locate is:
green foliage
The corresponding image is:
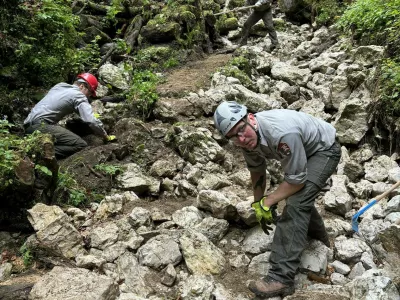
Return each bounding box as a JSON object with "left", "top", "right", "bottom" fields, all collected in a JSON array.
[
  {"left": 106, "top": 0, "right": 123, "bottom": 24},
  {"left": 35, "top": 164, "right": 52, "bottom": 176},
  {"left": 2, "top": 0, "right": 79, "bottom": 85},
  {"left": 56, "top": 171, "right": 87, "bottom": 207},
  {"left": 94, "top": 163, "right": 123, "bottom": 176},
  {"left": 0, "top": 0, "right": 100, "bottom": 87},
  {"left": 230, "top": 56, "right": 252, "bottom": 77},
  {"left": 304, "top": 0, "right": 346, "bottom": 26},
  {"left": 219, "top": 65, "right": 254, "bottom": 89},
  {"left": 217, "top": 56, "right": 254, "bottom": 90},
  {"left": 337, "top": 0, "right": 400, "bottom": 53},
  {"left": 70, "top": 37, "right": 102, "bottom": 74},
  {"left": 94, "top": 163, "right": 123, "bottom": 185},
  {"left": 127, "top": 70, "right": 159, "bottom": 120},
  {"left": 0, "top": 120, "right": 49, "bottom": 191},
  {"left": 20, "top": 244, "right": 33, "bottom": 267},
  {"left": 375, "top": 59, "right": 400, "bottom": 119},
  {"left": 133, "top": 46, "right": 181, "bottom": 71},
  {"left": 178, "top": 24, "right": 203, "bottom": 49},
  {"left": 337, "top": 0, "right": 400, "bottom": 142},
  {"left": 228, "top": 0, "right": 246, "bottom": 9},
  {"left": 115, "top": 38, "right": 131, "bottom": 54},
  {"left": 163, "top": 57, "right": 179, "bottom": 69}
]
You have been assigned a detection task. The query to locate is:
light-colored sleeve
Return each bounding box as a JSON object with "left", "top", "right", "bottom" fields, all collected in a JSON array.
[
  {"left": 74, "top": 96, "right": 107, "bottom": 137},
  {"left": 277, "top": 132, "right": 307, "bottom": 185}
]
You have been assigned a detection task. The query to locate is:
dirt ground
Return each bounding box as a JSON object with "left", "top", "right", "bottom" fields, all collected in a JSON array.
[{"left": 157, "top": 53, "right": 232, "bottom": 97}]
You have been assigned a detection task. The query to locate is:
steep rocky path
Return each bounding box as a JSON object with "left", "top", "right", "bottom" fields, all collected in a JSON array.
[{"left": 156, "top": 53, "right": 232, "bottom": 97}]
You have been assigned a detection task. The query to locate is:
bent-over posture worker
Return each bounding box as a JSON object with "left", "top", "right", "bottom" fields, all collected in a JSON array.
[
  {"left": 239, "top": 0, "right": 279, "bottom": 50},
  {"left": 24, "top": 73, "right": 113, "bottom": 158},
  {"left": 213, "top": 101, "right": 341, "bottom": 298}
]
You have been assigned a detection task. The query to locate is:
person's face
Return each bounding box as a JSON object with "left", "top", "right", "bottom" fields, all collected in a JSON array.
[
  {"left": 225, "top": 114, "right": 258, "bottom": 150},
  {"left": 79, "top": 83, "right": 93, "bottom": 98}
]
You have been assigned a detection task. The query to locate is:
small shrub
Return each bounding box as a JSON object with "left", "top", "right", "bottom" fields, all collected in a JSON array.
[
  {"left": 56, "top": 171, "right": 87, "bottom": 207},
  {"left": 374, "top": 59, "right": 400, "bottom": 121},
  {"left": 337, "top": 0, "right": 400, "bottom": 53},
  {"left": 126, "top": 70, "right": 159, "bottom": 120},
  {"left": 20, "top": 244, "right": 33, "bottom": 267},
  {"left": 0, "top": 120, "right": 51, "bottom": 191},
  {"left": 304, "top": 0, "right": 346, "bottom": 26}
]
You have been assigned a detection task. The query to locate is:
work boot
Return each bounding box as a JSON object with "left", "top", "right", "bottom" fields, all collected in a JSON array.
[
  {"left": 248, "top": 277, "right": 295, "bottom": 298},
  {"left": 308, "top": 233, "right": 331, "bottom": 248},
  {"left": 270, "top": 43, "right": 280, "bottom": 52}
]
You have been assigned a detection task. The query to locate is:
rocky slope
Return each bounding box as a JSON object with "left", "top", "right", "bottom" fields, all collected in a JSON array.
[{"left": 1, "top": 11, "right": 399, "bottom": 300}]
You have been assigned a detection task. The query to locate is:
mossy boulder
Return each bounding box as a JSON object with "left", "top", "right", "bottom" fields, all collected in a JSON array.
[
  {"left": 218, "top": 65, "right": 255, "bottom": 91},
  {"left": 203, "top": 0, "right": 221, "bottom": 12},
  {"left": 141, "top": 21, "right": 182, "bottom": 43},
  {"left": 278, "top": 0, "right": 310, "bottom": 23},
  {"left": 273, "top": 18, "right": 286, "bottom": 31},
  {"left": 228, "top": 0, "right": 246, "bottom": 8},
  {"left": 139, "top": 46, "right": 177, "bottom": 63},
  {"left": 171, "top": 6, "right": 198, "bottom": 29},
  {"left": 216, "top": 17, "right": 239, "bottom": 35}
]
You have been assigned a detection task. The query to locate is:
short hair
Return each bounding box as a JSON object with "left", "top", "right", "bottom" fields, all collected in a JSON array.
[{"left": 74, "top": 80, "right": 90, "bottom": 91}]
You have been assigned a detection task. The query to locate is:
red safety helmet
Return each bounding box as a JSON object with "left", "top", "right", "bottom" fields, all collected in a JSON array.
[{"left": 77, "top": 73, "right": 98, "bottom": 97}]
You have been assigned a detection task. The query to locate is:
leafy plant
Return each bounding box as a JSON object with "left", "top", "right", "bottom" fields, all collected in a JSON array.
[
  {"left": 0, "top": 0, "right": 101, "bottom": 87},
  {"left": 94, "top": 163, "right": 123, "bottom": 176},
  {"left": 132, "top": 46, "right": 182, "bottom": 71},
  {"left": 106, "top": 0, "right": 123, "bottom": 24},
  {"left": 11, "top": 0, "right": 79, "bottom": 85},
  {"left": 337, "top": 0, "right": 400, "bottom": 54},
  {"left": 373, "top": 58, "right": 400, "bottom": 121},
  {"left": 35, "top": 164, "right": 52, "bottom": 176},
  {"left": 94, "top": 163, "right": 124, "bottom": 185},
  {"left": 20, "top": 244, "right": 33, "bottom": 267},
  {"left": 70, "top": 36, "right": 101, "bottom": 74},
  {"left": 56, "top": 170, "right": 87, "bottom": 207},
  {"left": 0, "top": 120, "right": 50, "bottom": 191},
  {"left": 126, "top": 70, "right": 159, "bottom": 120},
  {"left": 163, "top": 57, "right": 179, "bottom": 69},
  {"left": 217, "top": 56, "right": 255, "bottom": 90},
  {"left": 304, "top": 0, "right": 346, "bottom": 26}
]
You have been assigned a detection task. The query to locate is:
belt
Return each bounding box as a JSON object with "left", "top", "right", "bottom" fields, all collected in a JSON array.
[{"left": 23, "top": 119, "right": 52, "bottom": 129}]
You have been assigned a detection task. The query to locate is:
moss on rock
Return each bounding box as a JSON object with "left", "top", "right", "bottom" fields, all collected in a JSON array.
[{"left": 216, "top": 16, "right": 239, "bottom": 35}]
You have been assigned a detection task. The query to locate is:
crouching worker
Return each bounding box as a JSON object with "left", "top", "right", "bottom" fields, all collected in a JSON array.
[
  {"left": 213, "top": 101, "right": 341, "bottom": 298},
  {"left": 23, "top": 73, "right": 115, "bottom": 159}
]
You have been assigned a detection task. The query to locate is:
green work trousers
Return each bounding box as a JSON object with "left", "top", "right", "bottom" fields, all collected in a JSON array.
[
  {"left": 268, "top": 141, "right": 341, "bottom": 285},
  {"left": 25, "top": 123, "right": 87, "bottom": 159},
  {"left": 240, "top": 7, "right": 278, "bottom": 46}
]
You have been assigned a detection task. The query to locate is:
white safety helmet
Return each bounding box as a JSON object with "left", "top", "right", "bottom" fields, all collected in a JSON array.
[{"left": 213, "top": 101, "right": 247, "bottom": 136}]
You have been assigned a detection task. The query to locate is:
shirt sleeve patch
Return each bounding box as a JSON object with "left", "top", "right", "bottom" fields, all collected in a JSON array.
[{"left": 278, "top": 142, "right": 291, "bottom": 156}]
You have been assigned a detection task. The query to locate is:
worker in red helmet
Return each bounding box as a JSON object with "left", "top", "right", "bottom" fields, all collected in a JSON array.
[{"left": 23, "top": 73, "right": 115, "bottom": 158}]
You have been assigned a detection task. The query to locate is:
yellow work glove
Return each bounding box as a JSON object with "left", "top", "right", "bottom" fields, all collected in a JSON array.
[
  {"left": 251, "top": 197, "right": 277, "bottom": 235},
  {"left": 94, "top": 113, "right": 101, "bottom": 119},
  {"left": 107, "top": 135, "right": 116, "bottom": 142}
]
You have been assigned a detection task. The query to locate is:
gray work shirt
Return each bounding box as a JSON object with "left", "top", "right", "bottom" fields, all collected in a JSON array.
[
  {"left": 242, "top": 109, "right": 336, "bottom": 185},
  {"left": 24, "top": 83, "right": 106, "bottom": 137}
]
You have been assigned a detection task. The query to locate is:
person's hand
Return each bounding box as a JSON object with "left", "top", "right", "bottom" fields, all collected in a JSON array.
[
  {"left": 107, "top": 135, "right": 116, "bottom": 142},
  {"left": 251, "top": 197, "right": 278, "bottom": 234},
  {"left": 104, "top": 135, "right": 117, "bottom": 143}
]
